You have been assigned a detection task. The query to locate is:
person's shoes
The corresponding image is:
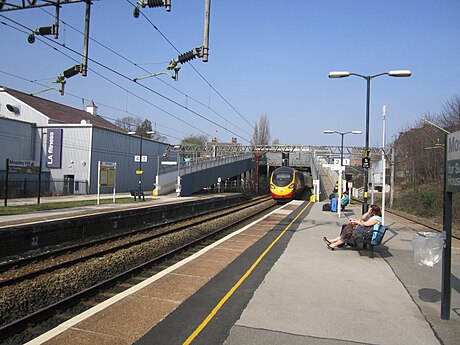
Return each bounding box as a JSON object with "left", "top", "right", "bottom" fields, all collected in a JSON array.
[
  {"left": 323, "top": 237, "right": 331, "bottom": 245},
  {"left": 327, "top": 245, "right": 335, "bottom": 251}
]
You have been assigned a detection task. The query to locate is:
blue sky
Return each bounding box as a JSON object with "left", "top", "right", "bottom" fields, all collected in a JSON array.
[{"left": 1, "top": 0, "right": 459, "bottom": 148}]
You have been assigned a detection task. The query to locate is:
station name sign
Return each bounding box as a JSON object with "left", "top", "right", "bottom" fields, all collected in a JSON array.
[{"left": 446, "top": 130, "right": 460, "bottom": 192}]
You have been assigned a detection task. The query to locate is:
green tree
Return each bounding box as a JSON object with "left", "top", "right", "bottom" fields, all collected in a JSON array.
[
  {"left": 181, "top": 135, "right": 208, "bottom": 146},
  {"left": 136, "top": 119, "right": 153, "bottom": 138}
]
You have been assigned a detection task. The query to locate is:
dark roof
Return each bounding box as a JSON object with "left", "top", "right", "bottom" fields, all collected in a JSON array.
[{"left": 3, "top": 87, "right": 126, "bottom": 133}]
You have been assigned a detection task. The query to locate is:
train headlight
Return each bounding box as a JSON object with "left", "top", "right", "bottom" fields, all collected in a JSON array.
[
  {"left": 270, "top": 184, "right": 275, "bottom": 189},
  {"left": 288, "top": 184, "right": 295, "bottom": 189}
]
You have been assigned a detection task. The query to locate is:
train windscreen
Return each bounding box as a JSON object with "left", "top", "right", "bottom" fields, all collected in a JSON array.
[{"left": 272, "top": 171, "right": 293, "bottom": 187}]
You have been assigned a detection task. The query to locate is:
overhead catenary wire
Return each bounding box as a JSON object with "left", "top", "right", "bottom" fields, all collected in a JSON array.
[
  {"left": 0, "top": 14, "right": 252, "bottom": 143},
  {"left": 0, "top": 19, "right": 207, "bottom": 139},
  {"left": 0, "top": 68, "right": 197, "bottom": 142},
  {"left": 0, "top": 68, "right": 186, "bottom": 143},
  {"left": 22, "top": 4, "right": 254, "bottom": 139},
  {"left": 126, "top": 0, "right": 255, "bottom": 131},
  {"left": 1, "top": 14, "right": 250, "bottom": 143}
]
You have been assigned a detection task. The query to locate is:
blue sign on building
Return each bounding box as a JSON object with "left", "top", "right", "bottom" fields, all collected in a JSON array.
[{"left": 46, "top": 128, "right": 63, "bottom": 169}]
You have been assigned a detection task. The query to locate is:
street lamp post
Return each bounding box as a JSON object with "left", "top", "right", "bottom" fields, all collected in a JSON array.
[
  {"left": 329, "top": 70, "right": 411, "bottom": 213},
  {"left": 128, "top": 131, "right": 154, "bottom": 199},
  {"left": 324, "top": 129, "right": 362, "bottom": 217}
]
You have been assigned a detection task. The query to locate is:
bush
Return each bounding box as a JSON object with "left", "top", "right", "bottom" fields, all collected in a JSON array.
[{"left": 420, "top": 191, "right": 436, "bottom": 216}]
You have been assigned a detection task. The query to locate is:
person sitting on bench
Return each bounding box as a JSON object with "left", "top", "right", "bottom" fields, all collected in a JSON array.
[
  {"left": 341, "top": 191, "right": 349, "bottom": 210},
  {"left": 323, "top": 205, "right": 382, "bottom": 251}
]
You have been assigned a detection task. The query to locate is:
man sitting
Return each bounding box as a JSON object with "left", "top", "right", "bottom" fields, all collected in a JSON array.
[{"left": 341, "top": 191, "right": 349, "bottom": 211}]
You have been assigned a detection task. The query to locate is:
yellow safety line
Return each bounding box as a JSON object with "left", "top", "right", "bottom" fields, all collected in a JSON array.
[{"left": 183, "top": 201, "right": 312, "bottom": 345}]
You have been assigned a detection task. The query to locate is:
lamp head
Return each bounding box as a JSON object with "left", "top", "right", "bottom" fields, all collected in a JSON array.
[
  {"left": 329, "top": 71, "right": 350, "bottom": 78},
  {"left": 323, "top": 130, "right": 335, "bottom": 134},
  {"left": 388, "top": 70, "right": 411, "bottom": 77},
  {"left": 351, "top": 130, "right": 362, "bottom": 134}
]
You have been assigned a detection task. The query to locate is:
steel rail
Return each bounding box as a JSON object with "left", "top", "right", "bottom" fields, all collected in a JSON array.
[
  {"left": 0, "top": 197, "right": 276, "bottom": 341},
  {"left": 0, "top": 196, "right": 271, "bottom": 287}
]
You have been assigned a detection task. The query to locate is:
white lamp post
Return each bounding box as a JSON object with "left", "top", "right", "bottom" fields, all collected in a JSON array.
[{"left": 329, "top": 69, "right": 411, "bottom": 214}]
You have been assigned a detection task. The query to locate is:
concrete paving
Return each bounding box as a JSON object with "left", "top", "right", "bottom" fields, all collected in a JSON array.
[{"left": 223, "top": 202, "right": 459, "bottom": 345}]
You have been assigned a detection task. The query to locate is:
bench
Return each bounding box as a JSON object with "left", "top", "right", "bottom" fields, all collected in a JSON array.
[
  {"left": 347, "top": 224, "right": 388, "bottom": 258},
  {"left": 130, "top": 190, "right": 145, "bottom": 201}
]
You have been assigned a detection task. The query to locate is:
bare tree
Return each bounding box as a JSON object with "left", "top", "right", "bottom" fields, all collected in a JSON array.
[
  {"left": 439, "top": 95, "right": 460, "bottom": 132},
  {"left": 251, "top": 115, "right": 271, "bottom": 145},
  {"left": 115, "top": 116, "right": 142, "bottom": 132}
]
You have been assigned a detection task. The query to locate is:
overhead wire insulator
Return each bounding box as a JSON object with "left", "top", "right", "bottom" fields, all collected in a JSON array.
[
  {"left": 62, "top": 64, "right": 81, "bottom": 79},
  {"left": 37, "top": 25, "right": 55, "bottom": 36},
  {"left": 146, "top": 0, "right": 166, "bottom": 8},
  {"left": 28, "top": 25, "right": 57, "bottom": 44},
  {"left": 134, "top": 0, "right": 171, "bottom": 18},
  {"left": 177, "top": 48, "right": 199, "bottom": 64}
]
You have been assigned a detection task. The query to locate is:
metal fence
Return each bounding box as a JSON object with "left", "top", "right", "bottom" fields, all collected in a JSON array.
[{"left": 0, "top": 178, "right": 88, "bottom": 199}]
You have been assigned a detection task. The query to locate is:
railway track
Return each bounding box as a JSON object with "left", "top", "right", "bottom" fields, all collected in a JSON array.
[
  {"left": 0, "top": 196, "right": 271, "bottom": 286},
  {"left": 0, "top": 196, "right": 276, "bottom": 343}
]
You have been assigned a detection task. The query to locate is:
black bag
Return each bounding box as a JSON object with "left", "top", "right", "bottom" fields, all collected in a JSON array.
[{"left": 322, "top": 203, "right": 331, "bottom": 211}]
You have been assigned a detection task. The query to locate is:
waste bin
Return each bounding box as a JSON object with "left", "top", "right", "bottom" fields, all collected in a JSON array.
[{"left": 412, "top": 232, "right": 443, "bottom": 267}]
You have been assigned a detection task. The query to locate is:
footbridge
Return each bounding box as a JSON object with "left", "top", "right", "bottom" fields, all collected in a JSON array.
[{"left": 156, "top": 145, "right": 381, "bottom": 197}]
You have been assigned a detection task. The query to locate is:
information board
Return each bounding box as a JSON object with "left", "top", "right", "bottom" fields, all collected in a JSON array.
[{"left": 8, "top": 160, "right": 40, "bottom": 174}]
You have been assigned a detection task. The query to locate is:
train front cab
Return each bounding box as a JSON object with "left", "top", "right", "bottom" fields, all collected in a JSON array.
[{"left": 270, "top": 168, "right": 296, "bottom": 201}]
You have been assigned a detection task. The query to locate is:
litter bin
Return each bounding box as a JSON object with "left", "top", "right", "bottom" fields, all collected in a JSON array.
[{"left": 412, "top": 232, "right": 443, "bottom": 267}]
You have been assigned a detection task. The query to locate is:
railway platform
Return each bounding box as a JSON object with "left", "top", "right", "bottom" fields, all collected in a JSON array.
[
  {"left": 11, "top": 198, "right": 460, "bottom": 345},
  {"left": 0, "top": 193, "right": 197, "bottom": 228}
]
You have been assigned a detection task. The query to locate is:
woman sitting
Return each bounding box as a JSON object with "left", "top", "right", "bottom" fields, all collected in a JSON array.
[{"left": 323, "top": 205, "right": 382, "bottom": 251}]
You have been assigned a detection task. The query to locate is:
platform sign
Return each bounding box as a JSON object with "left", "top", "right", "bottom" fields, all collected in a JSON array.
[
  {"left": 446, "top": 130, "right": 460, "bottom": 192},
  {"left": 333, "top": 158, "right": 350, "bottom": 166},
  {"left": 134, "top": 155, "right": 148, "bottom": 162}
]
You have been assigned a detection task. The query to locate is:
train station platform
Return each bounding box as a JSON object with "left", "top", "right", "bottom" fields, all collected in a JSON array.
[
  {"left": 0, "top": 193, "right": 209, "bottom": 228},
  {"left": 21, "top": 199, "right": 460, "bottom": 345}
]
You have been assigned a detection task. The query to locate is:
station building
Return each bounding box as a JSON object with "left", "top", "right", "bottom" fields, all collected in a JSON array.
[{"left": 0, "top": 86, "right": 169, "bottom": 197}]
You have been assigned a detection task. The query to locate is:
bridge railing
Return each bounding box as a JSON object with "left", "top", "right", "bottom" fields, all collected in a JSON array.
[{"left": 179, "top": 153, "right": 253, "bottom": 175}]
